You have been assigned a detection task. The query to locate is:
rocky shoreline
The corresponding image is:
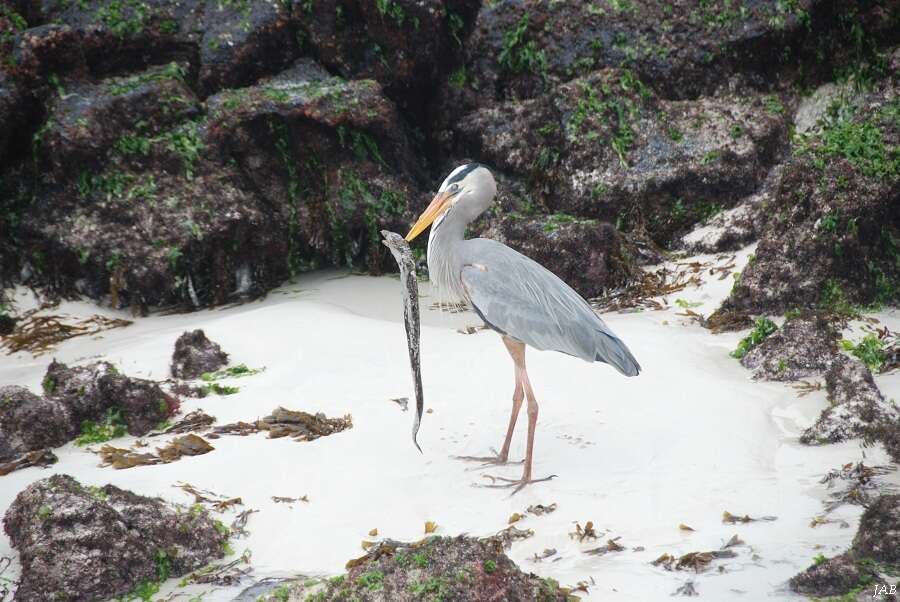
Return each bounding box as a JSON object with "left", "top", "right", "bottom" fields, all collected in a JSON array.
[{"left": 0, "top": 0, "right": 898, "bottom": 600}]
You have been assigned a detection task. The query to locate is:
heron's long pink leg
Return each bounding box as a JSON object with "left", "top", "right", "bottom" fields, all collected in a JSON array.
[
  {"left": 520, "top": 363, "right": 538, "bottom": 482},
  {"left": 498, "top": 337, "right": 526, "bottom": 461},
  {"left": 482, "top": 340, "right": 556, "bottom": 494},
  {"left": 455, "top": 336, "right": 525, "bottom": 465}
]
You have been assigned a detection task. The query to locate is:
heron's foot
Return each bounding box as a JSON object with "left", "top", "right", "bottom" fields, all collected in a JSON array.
[
  {"left": 478, "top": 473, "right": 557, "bottom": 495},
  {"left": 454, "top": 448, "right": 523, "bottom": 469}
]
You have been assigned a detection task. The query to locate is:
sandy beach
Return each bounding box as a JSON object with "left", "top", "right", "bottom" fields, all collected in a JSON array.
[{"left": 2, "top": 249, "right": 898, "bottom": 601}]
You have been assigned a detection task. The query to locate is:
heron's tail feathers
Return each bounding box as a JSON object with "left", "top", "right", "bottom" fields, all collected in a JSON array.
[{"left": 594, "top": 331, "right": 641, "bottom": 377}]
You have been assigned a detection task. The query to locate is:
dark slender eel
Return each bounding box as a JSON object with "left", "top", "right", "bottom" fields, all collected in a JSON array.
[{"left": 381, "top": 230, "right": 424, "bottom": 453}]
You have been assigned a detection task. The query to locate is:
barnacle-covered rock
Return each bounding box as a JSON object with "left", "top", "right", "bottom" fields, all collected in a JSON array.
[
  {"left": 2, "top": 474, "right": 227, "bottom": 602},
  {"left": 171, "top": 329, "right": 229, "bottom": 379}
]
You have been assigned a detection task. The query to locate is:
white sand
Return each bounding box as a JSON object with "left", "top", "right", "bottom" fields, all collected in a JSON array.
[{"left": 1, "top": 252, "right": 899, "bottom": 601}]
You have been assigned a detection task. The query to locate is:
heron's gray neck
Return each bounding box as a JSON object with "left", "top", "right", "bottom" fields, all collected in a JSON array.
[{"left": 427, "top": 212, "right": 469, "bottom": 303}]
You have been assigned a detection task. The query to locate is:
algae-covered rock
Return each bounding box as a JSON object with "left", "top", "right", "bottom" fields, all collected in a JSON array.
[
  {"left": 0, "top": 385, "right": 72, "bottom": 462},
  {"left": 17, "top": 57, "right": 425, "bottom": 309},
  {"left": 295, "top": 0, "right": 479, "bottom": 112},
  {"left": 739, "top": 315, "right": 839, "bottom": 381},
  {"left": 721, "top": 86, "right": 900, "bottom": 315},
  {"left": 171, "top": 329, "right": 229, "bottom": 379},
  {"left": 199, "top": 0, "right": 298, "bottom": 95},
  {"left": 43, "top": 360, "right": 178, "bottom": 436},
  {"left": 253, "top": 535, "right": 570, "bottom": 601},
  {"left": 799, "top": 355, "right": 900, "bottom": 451},
  {"left": 2, "top": 474, "right": 228, "bottom": 602},
  {"left": 790, "top": 494, "right": 900, "bottom": 598},
  {"left": 456, "top": 69, "right": 787, "bottom": 245}
]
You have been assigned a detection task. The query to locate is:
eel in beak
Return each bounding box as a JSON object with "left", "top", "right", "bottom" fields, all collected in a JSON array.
[{"left": 381, "top": 230, "right": 424, "bottom": 452}]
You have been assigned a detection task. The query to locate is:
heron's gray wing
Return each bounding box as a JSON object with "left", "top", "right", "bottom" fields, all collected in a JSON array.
[{"left": 459, "top": 239, "right": 640, "bottom": 376}]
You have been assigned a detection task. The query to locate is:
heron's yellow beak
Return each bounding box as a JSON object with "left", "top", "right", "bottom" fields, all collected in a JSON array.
[{"left": 405, "top": 191, "right": 454, "bottom": 241}]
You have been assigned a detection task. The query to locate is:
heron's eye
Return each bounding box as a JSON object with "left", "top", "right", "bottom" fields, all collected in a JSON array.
[{"left": 449, "top": 183, "right": 459, "bottom": 193}]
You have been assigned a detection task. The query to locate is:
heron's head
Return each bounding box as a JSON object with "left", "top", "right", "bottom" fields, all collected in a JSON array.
[{"left": 405, "top": 163, "right": 497, "bottom": 241}]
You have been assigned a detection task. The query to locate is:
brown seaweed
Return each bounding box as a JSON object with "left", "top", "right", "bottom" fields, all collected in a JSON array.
[
  {"left": 493, "top": 525, "right": 534, "bottom": 549},
  {"left": 98, "top": 445, "right": 160, "bottom": 469},
  {"left": 272, "top": 495, "right": 309, "bottom": 504},
  {"left": 208, "top": 408, "right": 352, "bottom": 442},
  {"left": 653, "top": 550, "right": 737, "bottom": 572},
  {"left": 230, "top": 509, "right": 258, "bottom": 538},
  {"left": 590, "top": 264, "right": 704, "bottom": 313},
  {"left": 157, "top": 434, "right": 214, "bottom": 462},
  {"left": 721, "top": 511, "right": 778, "bottom": 524},
  {"left": 0, "top": 449, "right": 57, "bottom": 476},
  {"left": 174, "top": 482, "right": 242, "bottom": 512},
  {"left": 98, "top": 434, "right": 214, "bottom": 469},
  {"left": 1, "top": 313, "right": 132, "bottom": 356},
  {"left": 569, "top": 521, "right": 599, "bottom": 542},
  {"left": 152, "top": 410, "right": 215, "bottom": 435},
  {"left": 181, "top": 549, "right": 252, "bottom": 586},
  {"left": 584, "top": 537, "right": 625, "bottom": 556}
]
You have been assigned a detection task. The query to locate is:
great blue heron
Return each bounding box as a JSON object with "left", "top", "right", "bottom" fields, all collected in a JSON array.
[{"left": 405, "top": 163, "right": 641, "bottom": 492}]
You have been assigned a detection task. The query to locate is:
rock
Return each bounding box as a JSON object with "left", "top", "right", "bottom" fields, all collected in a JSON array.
[
  {"left": 800, "top": 355, "right": 900, "bottom": 450},
  {"left": 680, "top": 165, "right": 783, "bottom": 254},
  {"left": 171, "top": 329, "right": 229, "bottom": 379},
  {"left": 296, "top": 0, "right": 480, "bottom": 112},
  {"left": 442, "top": 0, "right": 898, "bottom": 112},
  {"left": 0, "top": 313, "right": 15, "bottom": 335},
  {"left": 0, "top": 385, "right": 72, "bottom": 462},
  {"left": 0, "top": 70, "right": 34, "bottom": 165},
  {"left": 455, "top": 69, "right": 788, "bottom": 245},
  {"left": 18, "top": 57, "right": 425, "bottom": 309},
  {"left": 199, "top": 0, "right": 298, "bottom": 95},
  {"left": 793, "top": 82, "right": 854, "bottom": 134},
  {"left": 204, "top": 62, "right": 424, "bottom": 272},
  {"left": 21, "top": 0, "right": 203, "bottom": 78},
  {"left": 482, "top": 214, "right": 637, "bottom": 298},
  {"left": 42, "top": 359, "right": 118, "bottom": 424},
  {"left": 43, "top": 360, "right": 178, "bottom": 436},
  {"left": 789, "top": 553, "right": 871, "bottom": 598},
  {"left": 35, "top": 62, "right": 200, "bottom": 178},
  {"left": 3, "top": 474, "right": 227, "bottom": 602},
  {"left": 254, "top": 535, "right": 568, "bottom": 601},
  {"left": 721, "top": 85, "right": 900, "bottom": 315},
  {"left": 9, "top": 24, "right": 87, "bottom": 87},
  {"left": 101, "top": 371, "right": 180, "bottom": 435},
  {"left": 852, "top": 494, "right": 900, "bottom": 564},
  {"left": 790, "top": 494, "right": 900, "bottom": 598},
  {"left": 739, "top": 315, "right": 838, "bottom": 381}
]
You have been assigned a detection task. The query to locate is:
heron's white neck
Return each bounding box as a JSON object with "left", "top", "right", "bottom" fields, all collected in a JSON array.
[{"left": 427, "top": 210, "right": 469, "bottom": 304}]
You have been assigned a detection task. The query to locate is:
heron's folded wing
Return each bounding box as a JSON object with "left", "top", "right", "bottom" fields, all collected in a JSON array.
[{"left": 460, "top": 241, "right": 640, "bottom": 375}]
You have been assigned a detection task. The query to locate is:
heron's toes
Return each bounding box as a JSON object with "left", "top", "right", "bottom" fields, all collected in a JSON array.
[
  {"left": 453, "top": 448, "right": 522, "bottom": 469},
  {"left": 477, "top": 473, "right": 557, "bottom": 495}
]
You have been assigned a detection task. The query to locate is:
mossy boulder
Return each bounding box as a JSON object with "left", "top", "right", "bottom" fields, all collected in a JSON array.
[
  {"left": 799, "top": 354, "right": 900, "bottom": 457},
  {"left": 0, "top": 385, "right": 73, "bottom": 463},
  {"left": 2, "top": 474, "right": 228, "bottom": 602},
  {"left": 455, "top": 68, "right": 788, "bottom": 244},
  {"left": 739, "top": 315, "right": 839, "bottom": 381},
  {"left": 253, "top": 535, "right": 570, "bottom": 601},
  {"left": 15, "top": 57, "right": 425, "bottom": 309},
  {"left": 43, "top": 359, "right": 178, "bottom": 436},
  {"left": 295, "top": 0, "right": 480, "bottom": 113},
  {"left": 171, "top": 329, "right": 229, "bottom": 379},
  {"left": 721, "top": 86, "right": 900, "bottom": 315},
  {"left": 790, "top": 494, "right": 900, "bottom": 598}
]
